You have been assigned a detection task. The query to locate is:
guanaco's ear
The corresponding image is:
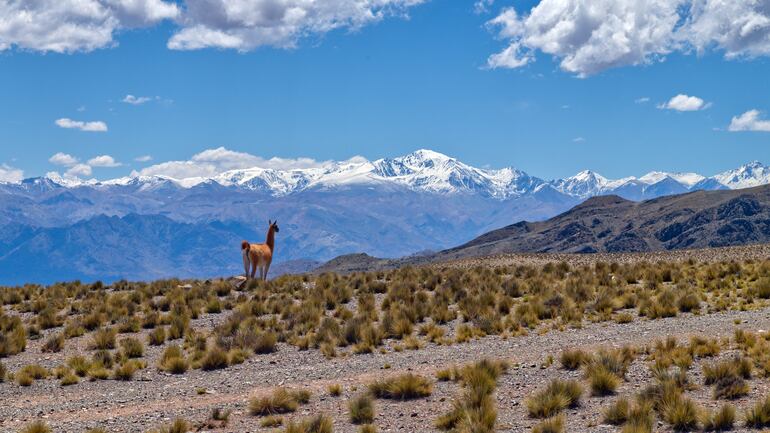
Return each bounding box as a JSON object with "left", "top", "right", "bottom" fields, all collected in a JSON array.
[{"left": 268, "top": 219, "right": 272, "bottom": 225}]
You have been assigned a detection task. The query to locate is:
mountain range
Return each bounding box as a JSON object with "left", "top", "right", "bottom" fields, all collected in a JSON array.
[
  {"left": 27, "top": 149, "right": 770, "bottom": 200},
  {"left": 2, "top": 149, "right": 770, "bottom": 284}
]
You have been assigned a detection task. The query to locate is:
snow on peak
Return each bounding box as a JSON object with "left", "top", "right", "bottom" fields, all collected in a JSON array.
[
  {"left": 714, "top": 161, "right": 770, "bottom": 189},
  {"left": 573, "top": 170, "right": 607, "bottom": 182},
  {"left": 40, "top": 172, "right": 99, "bottom": 188},
  {"left": 369, "top": 150, "right": 544, "bottom": 198},
  {"left": 398, "top": 149, "right": 454, "bottom": 167},
  {"left": 639, "top": 171, "right": 705, "bottom": 187},
  {"left": 100, "top": 175, "right": 185, "bottom": 191},
  {"left": 372, "top": 149, "right": 456, "bottom": 177},
  {"left": 551, "top": 170, "right": 612, "bottom": 198}
]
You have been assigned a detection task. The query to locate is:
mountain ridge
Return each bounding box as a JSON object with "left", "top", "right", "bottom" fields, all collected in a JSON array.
[
  {"left": 4, "top": 150, "right": 769, "bottom": 201},
  {"left": 437, "top": 184, "right": 770, "bottom": 259}
]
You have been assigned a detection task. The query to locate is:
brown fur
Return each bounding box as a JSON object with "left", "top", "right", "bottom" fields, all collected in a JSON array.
[{"left": 241, "top": 220, "right": 279, "bottom": 281}]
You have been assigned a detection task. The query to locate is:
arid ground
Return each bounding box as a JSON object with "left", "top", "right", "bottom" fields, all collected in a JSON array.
[{"left": 4, "top": 245, "right": 770, "bottom": 433}]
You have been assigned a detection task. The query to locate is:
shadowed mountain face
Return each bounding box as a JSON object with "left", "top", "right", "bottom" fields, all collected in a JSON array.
[{"left": 439, "top": 185, "right": 770, "bottom": 259}]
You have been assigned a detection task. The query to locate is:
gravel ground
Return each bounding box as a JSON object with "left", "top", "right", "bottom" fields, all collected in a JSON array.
[{"left": 3, "top": 304, "right": 770, "bottom": 433}]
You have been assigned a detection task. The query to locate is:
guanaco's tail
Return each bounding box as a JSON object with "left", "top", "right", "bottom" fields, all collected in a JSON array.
[{"left": 241, "top": 240, "right": 250, "bottom": 251}]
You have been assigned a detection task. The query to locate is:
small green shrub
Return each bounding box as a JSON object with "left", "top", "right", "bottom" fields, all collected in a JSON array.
[
  {"left": 349, "top": 394, "right": 375, "bottom": 424},
  {"left": 328, "top": 383, "right": 342, "bottom": 396},
  {"left": 120, "top": 337, "right": 144, "bottom": 358},
  {"left": 260, "top": 415, "right": 283, "bottom": 427},
  {"left": 359, "top": 425, "right": 377, "bottom": 433},
  {"left": 660, "top": 394, "right": 699, "bottom": 431},
  {"left": 603, "top": 397, "right": 630, "bottom": 425},
  {"left": 20, "top": 421, "right": 51, "bottom": 433},
  {"left": 113, "top": 361, "right": 140, "bottom": 381},
  {"left": 254, "top": 332, "right": 278, "bottom": 354},
  {"left": 701, "top": 403, "right": 735, "bottom": 431},
  {"left": 585, "top": 364, "right": 620, "bottom": 396},
  {"left": 283, "top": 414, "right": 333, "bottom": 433},
  {"left": 368, "top": 374, "right": 432, "bottom": 400},
  {"left": 60, "top": 372, "right": 79, "bottom": 386},
  {"left": 526, "top": 379, "right": 582, "bottom": 418},
  {"left": 531, "top": 415, "right": 564, "bottom": 433},
  {"left": 41, "top": 333, "right": 64, "bottom": 353},
  {"left": 67, "top": 356, "right": 90, "bottom": 377},
  {"left": 90, "top": 327, "right": 116, "bottom": 350},
  {"left": 620, "top": 403, "right": 653, "bottom": 433},
  {"left": 745, "top": 395, "right": 770, "bottom": 428},
  {"left": 249, "top": 388, "right": 299, "bottom": 416},
  {"left": 200, "top": 346, "right": 228, "bottom": 371},
  {"left": 559, "top": 349, "right": 588, "bottom": 370},
  {"left": 148, "top": 327, "right": 166, "bottom": 346}
]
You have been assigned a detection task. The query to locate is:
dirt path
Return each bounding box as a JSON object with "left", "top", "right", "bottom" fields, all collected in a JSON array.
[{"left": 3, "top": 305, "right": 770, "bottom": 433}]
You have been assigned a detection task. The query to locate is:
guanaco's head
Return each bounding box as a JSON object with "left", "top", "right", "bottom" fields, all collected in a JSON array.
[{"left": 269, "top": 219, "right": 280, "bottom": 233}]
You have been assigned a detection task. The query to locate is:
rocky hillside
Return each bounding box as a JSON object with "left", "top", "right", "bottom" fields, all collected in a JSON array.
[{"left": 439, "top": 184, "right": 770, "bottom": 258}]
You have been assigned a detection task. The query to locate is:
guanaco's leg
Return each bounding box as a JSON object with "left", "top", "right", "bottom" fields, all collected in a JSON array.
[
  {"left": 242, "top": 250, "right": 250, "bottom": 278},
  {"left": 263, "top": 261, "right": 271, "bottom": 281},
  {"left": 250, "top": 256, "right": 258, "bottom": 279}
]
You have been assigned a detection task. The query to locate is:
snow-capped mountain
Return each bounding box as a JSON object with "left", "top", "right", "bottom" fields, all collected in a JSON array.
[
  {"left": 205, "top": 149, "right": 545, "bottom": 198},
  {"left": 368, "top": 149, "right": 544, "bottom": 198},
  {"left": 639, "top": 171, "right": 705, "bottom": 187},
  {"left": 547, "top": 161, "right": 768, "bottom": 199},
  {"left": 11, "top": 149, "right": 767, "bottom": 200},
  {"left": 713, "top": 161, "right": 770, "bottom": 190},
  {"left": 2, "top": 149, "right": 770, "bottom": 285}
]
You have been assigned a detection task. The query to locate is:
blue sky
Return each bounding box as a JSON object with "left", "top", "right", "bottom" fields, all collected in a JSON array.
[{"left": 0, "top": 0, "right": 769, "bottom": 182}]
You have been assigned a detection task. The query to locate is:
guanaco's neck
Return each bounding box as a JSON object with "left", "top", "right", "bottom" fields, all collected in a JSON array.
[{"left": 266, "top": 226, "right": 275, "bottom": 251}]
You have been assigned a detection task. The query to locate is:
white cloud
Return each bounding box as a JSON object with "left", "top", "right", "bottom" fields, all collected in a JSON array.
[
  {"left": 194, "top": 147, "right": 325, "bottom": 169},
  {"left": 729, "top": 109, "right": 770, "bottom": 132},
  {"left": 167, "top": 0, "right": 426, "bottom": 51},
  {"left": 135, "top": 155, "right": 153, "bottom": 162},
  {"left": 49, "top": 152, "right": 79, "bottom": 167},
  {"left": 685, "top": 0, "right": 770, "bottom": 60},
  {"left": 474, "top": 0, "right": 495, "bottom": 14},
  {"left": 635, "top": 97, "right": 651, "bottom": 104},
  {"left": 138, "top": 146, "right": 329, "bottom": 179},
  {"left": 66, "top": 163, "right": 93, "bottom": 177},
  {"left": 0, "top": 0, "right": 179, "bottom": 53},
  {"left": 137, "top": 160, "right": 216, "bottom": 179},
  {"left": 486, "top": 0, "right": 770, "bottom": 76},
  {"left": 486, "top": 41, "right": 533, "bottom": 69},
  {"left": 48, "top": 153, "right": 120, "bottom": 179},
  {"left": 55, "top": 118, "right": 108, "bottom": 132},
  {"left": 88, "top": 155, "right": 122, "bottom": 167},
  {"left": 572, "top": 137, "right": 585, "bottom": 142},
  {"left": 122, "top": 94, "right": 153, "bottom": 105},
  {"left": 487, "top": 1, "right": 682, "bottom": 76},
  {"left": 0, "top": 164, "right": 24, "bottom": 183},
  {"left": 658, "top": 94, "right": 710, "bottom": 111}
]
